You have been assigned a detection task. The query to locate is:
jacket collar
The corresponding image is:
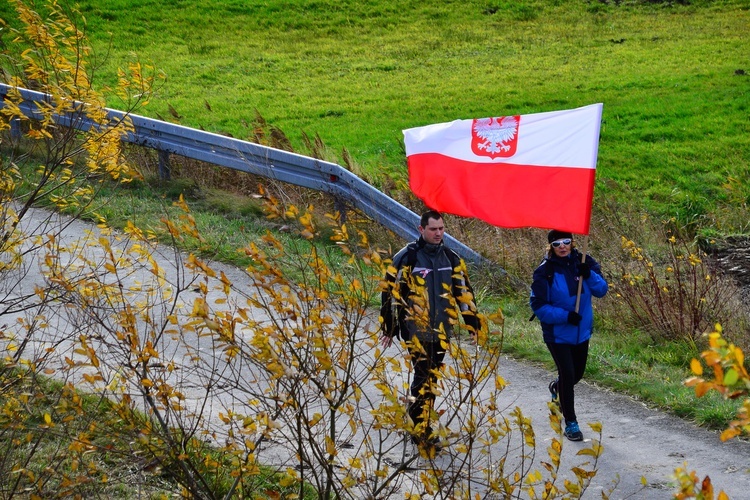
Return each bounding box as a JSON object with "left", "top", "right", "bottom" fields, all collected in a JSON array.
[
  {"left": 548, "top": 248, "right": 581, "bottom": 265},
  {"left": 416, "top": 236, "right": 443, "bottom": 256},
  {"left": 547, "top": 249, "right": 581, "bottom": 296}
]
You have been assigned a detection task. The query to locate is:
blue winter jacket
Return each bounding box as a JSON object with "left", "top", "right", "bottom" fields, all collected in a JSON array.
[{"left": 529, "top": 249, "right": 608, "bottom": 345}]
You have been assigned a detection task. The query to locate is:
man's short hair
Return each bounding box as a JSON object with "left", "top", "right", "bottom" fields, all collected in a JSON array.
[{"left": 420, "top": 210, "right": 443, "bottom": 228}]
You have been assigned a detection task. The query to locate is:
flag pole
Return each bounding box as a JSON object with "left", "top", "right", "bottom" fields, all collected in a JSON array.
[{"left": 574, "top": 235, "right": 589, "bottom": 313}]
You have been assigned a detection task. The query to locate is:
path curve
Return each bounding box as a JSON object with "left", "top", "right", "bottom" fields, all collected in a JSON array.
[{"left": 4, "top": 208, "right": 750, "bottom": 499}]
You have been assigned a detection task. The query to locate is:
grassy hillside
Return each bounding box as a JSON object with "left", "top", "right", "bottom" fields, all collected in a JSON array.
[
  {"left": 3, "top": 0, "right": 747, "bottom": 235},
  {"left": 1, "top": 0, "right": 748, "bottom": 431}
]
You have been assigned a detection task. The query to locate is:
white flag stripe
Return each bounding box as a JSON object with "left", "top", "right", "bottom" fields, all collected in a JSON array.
[{"left": 403, "top": 103, "right": 603, "bottom": 168}]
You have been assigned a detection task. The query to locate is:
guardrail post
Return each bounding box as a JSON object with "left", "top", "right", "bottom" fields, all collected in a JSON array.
[
  {"left": 158, "top": 150, "right": 171, "bottom": 181},
  {"left": 334, "top": 198, "right": 347, "bottom": 225},
  {"left": 10, "top": 117, "right": 22, "bottom": 141}
]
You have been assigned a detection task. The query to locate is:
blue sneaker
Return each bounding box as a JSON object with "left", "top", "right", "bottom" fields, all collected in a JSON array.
[
  {"left": 548, "top": 378, "right": 558, "bottom": 402},
  {"left": 564, "top": 421, "right": 583, "bottom": 441}
]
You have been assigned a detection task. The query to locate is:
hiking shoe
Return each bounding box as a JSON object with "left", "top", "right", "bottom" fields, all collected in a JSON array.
[
  {"left": 564, "top": 421, "right": 583, "bottom": 442},
  {"left": 548, "top": 378, "right": 559, "bottom": 402},
  {"left": 410, "top": 434, "right": 443, "bottom": 454}
]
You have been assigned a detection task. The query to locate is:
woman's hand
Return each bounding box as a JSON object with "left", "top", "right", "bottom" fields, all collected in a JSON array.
[{"left": 567, "top": 311, "right": 582, "bottom": 326}]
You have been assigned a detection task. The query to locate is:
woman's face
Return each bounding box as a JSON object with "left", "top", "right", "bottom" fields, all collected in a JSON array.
[{"left": 550, "top": 238, "right": 572, "bottom": 258}]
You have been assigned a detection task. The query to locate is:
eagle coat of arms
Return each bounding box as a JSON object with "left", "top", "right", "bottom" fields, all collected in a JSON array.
[{"left": 471, "top": 116, "right": 520, "bottom": 159}]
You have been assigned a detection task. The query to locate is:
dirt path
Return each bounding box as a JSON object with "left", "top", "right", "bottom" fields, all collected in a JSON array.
[
  {"left": 491, "top": 354, "right": 750, "bottom": 498},
  {"left": 5, "top": 209, "right": 750, "bottom": 499}
]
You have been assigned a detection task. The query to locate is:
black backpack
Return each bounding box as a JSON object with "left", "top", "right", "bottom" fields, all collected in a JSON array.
[{"left": 529, "top": 260, "right": 554, "bottom": 322}]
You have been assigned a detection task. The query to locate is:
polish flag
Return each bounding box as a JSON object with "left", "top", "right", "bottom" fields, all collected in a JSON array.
[{"left": 403, "top": 103, "right": 603, "bottom": 235}]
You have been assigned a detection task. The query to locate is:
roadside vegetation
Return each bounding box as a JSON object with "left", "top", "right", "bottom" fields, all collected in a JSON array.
[
  {"left": 1, "top": 0, "right": 749, "bottom": 498},
  {"left": 7, "top": 0, "right": 745, "bottom": 234},
  {"left": 25, "top": 0, "right": 745, "bottom": 424}
]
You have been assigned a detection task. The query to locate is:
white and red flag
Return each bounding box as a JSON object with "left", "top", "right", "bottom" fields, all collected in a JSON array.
[{"left": 403, "top": 103, "right": 603, "bottom": 235}]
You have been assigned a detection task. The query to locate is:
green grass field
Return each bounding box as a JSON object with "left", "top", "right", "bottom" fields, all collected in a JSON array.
[
  {"left": 2, "top": 0, "right": 749, "bottom": 432},
  {"left": 4, "top": 0, "right": 747, "bottom": 232}
]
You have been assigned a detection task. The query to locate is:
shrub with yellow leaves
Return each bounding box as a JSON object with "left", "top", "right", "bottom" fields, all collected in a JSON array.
[
  {"left": 614, "top": 225, "right": 739, "bottom": 343},
  {"left": 674, "top": 324, "right": 750, "bottom": 500}
]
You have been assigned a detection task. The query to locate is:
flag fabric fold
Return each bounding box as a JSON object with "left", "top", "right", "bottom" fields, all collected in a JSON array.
[{"left": 403, "top": 103, "right": 603, "bottom": 235}]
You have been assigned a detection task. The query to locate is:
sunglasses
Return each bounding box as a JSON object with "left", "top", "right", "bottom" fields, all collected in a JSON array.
[{"left": 551, "top": 238, "right": 572, "bottom": 248}]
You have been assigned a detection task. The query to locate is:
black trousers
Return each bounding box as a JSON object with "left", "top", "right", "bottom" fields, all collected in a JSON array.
[
  {"left": 546, "top": 339, "right": 589, "bottom": 424},
  {"left": 407, "top": 340, "right": 446, "bottom": 437}
]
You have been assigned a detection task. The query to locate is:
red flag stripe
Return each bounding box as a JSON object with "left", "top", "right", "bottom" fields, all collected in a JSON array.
[
  {"left": 403, "top": 104, "right": 603, "bottom": 233},
  {"left": 407, "top": 153, "right": 596, "bottom": 234}
]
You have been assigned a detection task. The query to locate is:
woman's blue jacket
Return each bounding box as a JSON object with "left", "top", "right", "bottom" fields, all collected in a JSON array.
[{"left": 529, "top": 249, "right": 608, "bottom": 345}]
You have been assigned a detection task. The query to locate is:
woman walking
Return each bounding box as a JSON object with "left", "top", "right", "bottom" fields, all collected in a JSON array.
[{"left": 530, "top": 230, "right": 608, "bottom": 441}]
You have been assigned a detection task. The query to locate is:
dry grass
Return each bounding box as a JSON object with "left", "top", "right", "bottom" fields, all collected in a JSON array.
[{"left": 122, "top": 114, "right": 750, "bottom": 353}]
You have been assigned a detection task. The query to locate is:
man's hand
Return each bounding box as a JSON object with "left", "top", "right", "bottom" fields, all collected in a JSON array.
[{"left": 380, "top": 335, "right": 393, "bottom": 348}]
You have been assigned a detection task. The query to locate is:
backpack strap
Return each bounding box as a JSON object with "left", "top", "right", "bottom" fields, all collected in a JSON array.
[
  {"left": 444, "top": 247, "right": 462, "bottom": 270},
  {"left": 404, "top": 242, "right": 419, "bottom": 269}
]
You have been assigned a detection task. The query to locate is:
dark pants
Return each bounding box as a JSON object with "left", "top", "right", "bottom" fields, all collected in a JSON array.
[
  {"left": 546, "top": 340, "right": 589, "bottom": 424},
  {"left": 407, "top": 340, "right": 446, "bottom": 438}
]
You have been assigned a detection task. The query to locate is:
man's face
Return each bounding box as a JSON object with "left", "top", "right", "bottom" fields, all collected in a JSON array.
[{"left": 419, "top": 217, "right": 444, "bottom": 245}]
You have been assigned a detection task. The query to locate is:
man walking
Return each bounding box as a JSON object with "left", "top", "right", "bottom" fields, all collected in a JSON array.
[{"left": 379, "top": 210, "right": 481, "bottom": 451}]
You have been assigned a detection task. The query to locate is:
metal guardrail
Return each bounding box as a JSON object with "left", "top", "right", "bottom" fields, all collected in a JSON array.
[{"left": 1, "top": 83, "right": 488, "bottom": 265}]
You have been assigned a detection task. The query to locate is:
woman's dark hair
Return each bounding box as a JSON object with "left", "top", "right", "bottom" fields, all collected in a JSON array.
[{"left": 547, "top": 229, "right": 573, "bottom": 243}]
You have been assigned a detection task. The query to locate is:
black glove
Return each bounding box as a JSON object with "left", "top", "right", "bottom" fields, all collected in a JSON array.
[
  {"left": 578, "top": 261, "right": 591, "bottom": 279},
  {"left": 567, "top": 311, "right": 582, "bottom": 326},
  {"left": 464, "top": 313, "right": 481, "bottom": 335}
]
